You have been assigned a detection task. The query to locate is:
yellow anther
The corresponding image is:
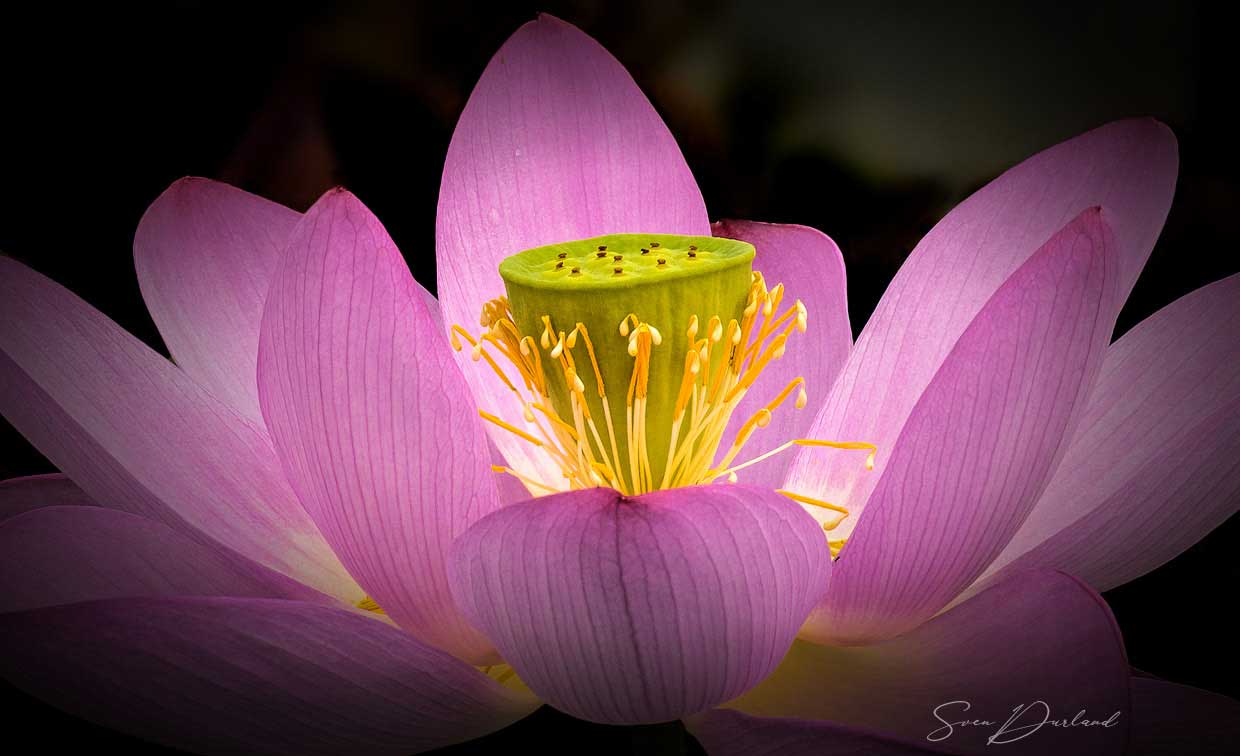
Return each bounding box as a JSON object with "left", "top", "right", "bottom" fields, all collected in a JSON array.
[
  {"left": 776, "top": 489, "right": 850, "bottom": 515},
  {"left": 449, "top": 325, "right": 478, "bottom": 351},
  {"left": 479, "top": 410, "right": 543, "bottom": 446},
  {"left": 356, "top": 596, "right": 386, "bottom": 615}
]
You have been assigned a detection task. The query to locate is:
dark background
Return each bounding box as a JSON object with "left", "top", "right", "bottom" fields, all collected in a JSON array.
[{"left": 1, "top": 1, "right": 1236, "bottom": 753}]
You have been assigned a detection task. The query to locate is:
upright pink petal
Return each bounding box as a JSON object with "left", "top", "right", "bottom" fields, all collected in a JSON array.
[
  {"left": 0, "top": 258, "right": 361, "bottom": 600},
  {"left": 711, "top": 221, "right": 852, "bottom": 490},
  {"left": 0, "top": 473, "right": 95, "bottom": 522},
  {"left": 971, "top": 273, "right": 1240, "bottom": 594},
  {"left": 135, "top": 177, "right": 300, "bottom": 421},
  {"left": 0, "top": 506, "right": 329, "bottom": 612},
  {"left": 1128, "top": 677, "right": 1240, "bottom": 755},
  {"left": 259, "top": 189, "right": 502, "bottom": 662},
  {"left": 722, "top": 571, "right": 1130, "bottom": 756},
  {"left": 449, "top": 485, "right": 830, "bottom": 725},
  {"left": 436, "top": 15, "right": 709, "bottom": 489},
  {"left": 0, "top": 597, "right": 538, "bottom": 755},
  {"left": 786, "top": 119, "right": 1177, "bottom": 536},
  {"left": 804, "top": 210, "right": 1118, "bottom": 644}
]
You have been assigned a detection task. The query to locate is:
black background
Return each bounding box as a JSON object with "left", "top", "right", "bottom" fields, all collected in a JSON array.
[{"left": 2, "top": 1, "right": 1237, "bottom": 753}]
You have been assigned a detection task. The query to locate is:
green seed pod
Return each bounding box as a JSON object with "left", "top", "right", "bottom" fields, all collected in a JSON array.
[{"left": 500, "top": 233, "right": 754, "bottom": 489}]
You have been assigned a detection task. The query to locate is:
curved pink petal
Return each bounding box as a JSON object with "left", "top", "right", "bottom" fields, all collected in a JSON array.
[
  {"left": 0, "top": 473, "right": 96, "bottom": 522},
  {"left": 725, "top": 571, "right": 1130, "bottom": 756},
  {"left": 711, "top": 220, "right": 852, "bottom": 490},
  {"left": 1128, "top": 677, "right": 1240, "bottom": 755},
  {"left": 258, "top": 188, "right": 502, "bottom": 662},
  {"left": 804, "top": 210, "right": 1118, "bottom": 644},
  {"left": 971, "top": 273, "right": 1240, "bottom": 595},
  {"left": 687, "top": 710, "right": 951, "bottom": 756},
  {"left": 0, "top": 597, "right": 538, "bottom": 755},
  {"left": 436, "top": 14, "right": 709, "bottom": 490},
  {"left": 786, "top": 119, "right": 1177, "bottom": 536},
  {"left": 0, "top": 258, "right": 360, "bottom": 600},
  {"left": 449, "top": 484, "right": 830, "bottom": 725},
  {"left": 0, "top": 506, "right": 331, "bottom": 612},
  {"left": 135, "top": 177, "right": 300, "bottom": 421}
]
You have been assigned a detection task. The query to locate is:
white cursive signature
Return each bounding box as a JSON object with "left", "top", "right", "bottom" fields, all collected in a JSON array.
[{"left": 927, "top": 700, "right": 1121, "bottom": 744}]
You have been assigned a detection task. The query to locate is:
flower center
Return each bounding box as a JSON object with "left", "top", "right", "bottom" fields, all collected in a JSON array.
[{"left": 451, "top": 233, "right": 873, "bottom": 554}]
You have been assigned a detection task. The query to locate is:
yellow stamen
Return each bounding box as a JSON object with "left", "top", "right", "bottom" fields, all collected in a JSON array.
[
  {"left": 452, "top": 272, "right": 874, "bottom": 550},
  {"left": 355, "top": 596, "right": 386, "bottom": 615}
]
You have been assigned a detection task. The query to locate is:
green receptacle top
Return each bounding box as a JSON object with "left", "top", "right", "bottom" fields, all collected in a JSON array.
[{"left": 498, "top": 232, "right": 755, "bottom": 291}]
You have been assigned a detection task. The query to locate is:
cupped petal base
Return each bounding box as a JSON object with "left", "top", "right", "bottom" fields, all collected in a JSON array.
[{"left": 449, "top": 485, "right": 830, "bottom": 724}]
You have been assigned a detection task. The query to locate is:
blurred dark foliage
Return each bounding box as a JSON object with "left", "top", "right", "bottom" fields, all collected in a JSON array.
[{"left": 1, "top": 1, "right": 1237, "bottom": 753}]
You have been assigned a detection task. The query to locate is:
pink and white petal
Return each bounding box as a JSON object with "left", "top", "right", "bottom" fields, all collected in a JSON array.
[
  {"left": 0, "top": 506, "right": 332, "bottom": 612},
  {"left": 135, "top": 177, "right": 300, "bottom": 421},
  {"left": 258, "top": 189, "right": 502, "bottom": 662},
  {"left": 1128, "top": 677, "right": 1240, "bottom": 755},
  {"left": 0, "top": 258, "right": 361, "bottom": 601},
  {"left": 726, "top": 571, "right": 1130, "bottom": 756},
  {"left": 786, "top": 119, "right": 1178, "bottom": 535},
  {"left": 0, "top": 597, "right": 538, "bottom": 756},
  {"left": 0, "top": 473, "right": 96, "bottom": 522},
  {"left": 436, "top": 14, "right": 709, "bottom": 490},
  {"left": 449, "top": 485, "right": 830, "bottom": 725},
  {"left": 969, "top": 273, "right": 1240, "bottom": 595},
  {"left": 804, "top": 210, "right": 1118, "bottom": 644},
  {"left": 711, "top": 220, "right": 852, "bottom": 490},
  {"left": 686, "top": 710, "right": 952, "bottom": 756}
]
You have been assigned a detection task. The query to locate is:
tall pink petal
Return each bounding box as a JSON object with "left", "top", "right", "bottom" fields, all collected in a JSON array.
[
  {"left": 0, "top": 473, "right": 95, "bottom": 522},
  {"left": 258, "top": 188, "right": 502, "bottom": 663},
  {"left": 449, "top": 485, "right": 830, "bottom": 725},
  {"left": 969, "top": 273, "right": 1240, "bottom": 595},
  {"left": 1128, "top": 677, "right": 1240, "bottom": 754},
  {"left": 0, "top": 258, "right": 361, "bottom": 600},
  {"left": 0, "top": 597, "right": 538, "bottom": 755},
  {"left": 786, "top": 119, "right": 1177, "bottom": 536},
  {"left": 687, "top": 710, "right": 954, "bottom": 756},
  {"left": 722, "top": 571, "right": 1130, "bottom": 756},
  {"left": 135, "top": 177, "right": 300, "bottom": 421},
  {"left": 0, "top": 506, "right": 329, "bottom": 612},
  {"left": 711, "top": 221, "right": 852, "bottom": 490},
  {"left": 436, "top": 14, "right": 709, "bottom": 490},
  {"left": 804, "top": 210, "right": 1118, "bottom": 644}
]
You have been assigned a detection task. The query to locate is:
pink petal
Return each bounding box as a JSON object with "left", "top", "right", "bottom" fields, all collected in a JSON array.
[
  {"left": 0, "top": 258, "right": 360, "bottom": 600},
  {"left": 724, "top": 571, "right": 1130, "bottom": 756},
  {"left": 134, "top": 177, "right": 300, "bottom": 421},
  {"left": 436, "top": 14, "right": 709, "bottom": 489},
  {"left": 785, "top": 119, "right": 1177, "bottom": 537},
  {"left": 0, "top": 473, "right": 95, "bottom": 522},
  {"left": 805, "top": 210, "right": 1118, "bottom": 644},
  {"left": 711, "top": 220, "right": 852, "bottom": 490},
  {"left": 0, "top": 597, "right": 538, "bottom": 755},
  {"left": 1128, "top": 677, "right": 1240, "bottom": 754},
  {"left": 687, "top": 710, "right": 952, "bottom": 756},
  {"left": 258, "top": 188, "right": 502, "bottom": 662},
  {"left": 0, "top": 506, "right": 329, "bottom": 612},
  {"left": 971, "top": 273, "right": 1240, "bottom": 594},
  {"left": 448, "top": 485, "right": 830, "bottom": 725}
]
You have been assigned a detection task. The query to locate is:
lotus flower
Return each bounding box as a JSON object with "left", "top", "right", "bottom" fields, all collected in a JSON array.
[{"left": 1, "top": 13, "right": 1237, "bottom": 756}]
